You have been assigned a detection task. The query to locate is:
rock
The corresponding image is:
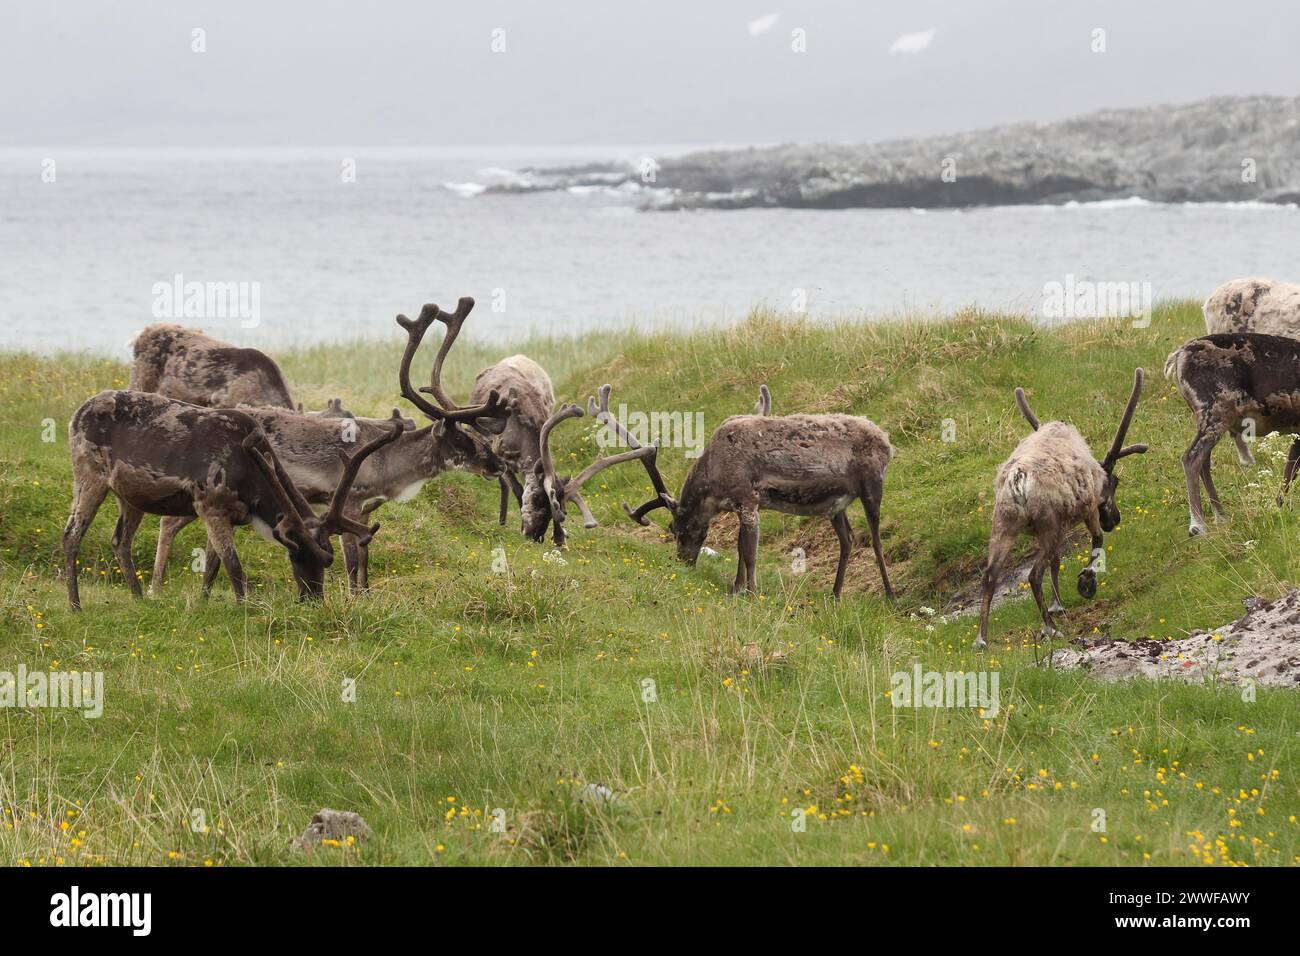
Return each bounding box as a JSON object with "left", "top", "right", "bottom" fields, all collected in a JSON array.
[
  {"left": 294, "top": 808, "right": 373, "bottom": 850},
  {"left": 490, "top": 95, "right": 1300, "bottom": 211},
  {"left": 1050, "top": 589, "right": 1300, "bottom": 688}
]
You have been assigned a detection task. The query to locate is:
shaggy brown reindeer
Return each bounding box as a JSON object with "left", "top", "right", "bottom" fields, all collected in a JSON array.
[
  {"left": 1202, "top": 279, "right": 1300, "bottom": 465},
  {"left": 622, "top": 398, "right": 895, "bottom": 599},
  {"left": 518, "top": 386, "right": 658, "bottom": 547},
  {"left": 130, "top": 323, "right": 299, "bottom": 409},
  {"left": 63, "top": 391, "right": 402, "bottom": 609},
  {"left": 416, "top": 297, "right": 556, "bottom": 525},
  {"left": 975, "top": 370, "right": 1147, "bottom": 649},
  {"left": 1165, "top": 333, "right": 1300, "bottom": 535},
  {"left": 131, "top": 322, "right": 377, "bottom": 421}
]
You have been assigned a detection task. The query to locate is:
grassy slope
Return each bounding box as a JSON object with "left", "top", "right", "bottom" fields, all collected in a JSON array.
[{"left": 0, "top": 302, "right": 1295, "bottom": 866}]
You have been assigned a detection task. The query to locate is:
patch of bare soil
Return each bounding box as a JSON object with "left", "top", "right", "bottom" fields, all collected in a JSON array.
[
  {"left": 1050, "top": 591, "right": 1300, "bottom": 688},
  {"left": 944, "top": 530, "right": 1089, "bottom": 617}
]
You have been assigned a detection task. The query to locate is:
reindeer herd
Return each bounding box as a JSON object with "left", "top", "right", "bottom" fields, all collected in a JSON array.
[{"left": 59, "top": 276, "right": 1300, "bottom": 648}]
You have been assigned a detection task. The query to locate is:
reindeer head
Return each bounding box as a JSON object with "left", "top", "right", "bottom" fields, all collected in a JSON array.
[
  {"left": 243, "top": 412, "right": 404, "bottom": 598},
  {"left": 395, "top": 300, "right": 511, "bottom": 480},
  {"left": 522, "top": 392, "right": 656, "bottom": 546},
  {"left": 1097, "top": 368, "right": 1149, "bottom": 532}
]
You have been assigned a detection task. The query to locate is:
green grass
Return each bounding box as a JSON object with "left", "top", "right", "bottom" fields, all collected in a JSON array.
[{"left": 0, "top": 302, "right": 1296, "bottom": 866}]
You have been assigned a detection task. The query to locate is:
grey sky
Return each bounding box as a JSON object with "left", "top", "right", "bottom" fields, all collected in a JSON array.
[{"left": 5, "top": 0, "right": 1298, "bottom": 147}]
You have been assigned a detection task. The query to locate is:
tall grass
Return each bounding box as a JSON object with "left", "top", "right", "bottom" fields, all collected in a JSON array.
[{"left": 0, "top": 302, "right": 1295, "bottom": 866}]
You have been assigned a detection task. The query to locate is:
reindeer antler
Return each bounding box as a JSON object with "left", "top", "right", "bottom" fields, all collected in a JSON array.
[
  {"left": 322, "top": 411, "right": 405, "bottom": 545},
  {"left": 537, "top": 403, "right": 585, "bottom": 524},
  {"left": 242, "top": 431, "right": 323, "bottom": 558},
  {"left": 429, "top": 297, "right": 476, "bottom": 411},
  {"left": 754, "top": 384, "right": 772, "bottom": 416},
  {"left": 1102, "top": 367, "right": 1148, "bottom": 469},
  {"left": 586, "top": 384, "right": 678, "bottom": 525},
  {"left": 396, "top": 304, "right": 509, "bottom": 432}
]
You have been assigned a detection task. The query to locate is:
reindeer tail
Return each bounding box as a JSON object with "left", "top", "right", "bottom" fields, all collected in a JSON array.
[{"left": 1163, "top": 346, "right": 1185, "bottom": 382}]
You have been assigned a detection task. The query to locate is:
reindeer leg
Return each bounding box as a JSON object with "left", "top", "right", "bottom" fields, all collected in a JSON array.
[
  {"left": 1200, "top": 459, "right": 1225, "bottom": 519},
  {"left": 200, "top": 543, "right": 221, "bottom": 596},
  {"left": 831, "top": 510, "right": 853, "bottom": 599},
  {"left": 201, "top": 515, "right": 246, "bottom": 601},
  {"left": 1048, "top": 550, "right": 1065, "bottom": 614},
  {"left": 975, "top": 519, "right": 1016, "bottom": 649},
  {"left": 1029, "top": 540, "right": 1062, "bottom": 641},
  {"left": 1182, "top": 424, "right": 1224, "bottom": 536},
  {"left": 1278, "top": 439, "right": 1300, "bottom": 506},
  {"left": 507, "top": 469, "right": 525, "bottom": 506},
  {"left": 110, "top": 502, "right": 146, "bottom": 598},
  {"left": 733, "top": 509, "right": 759, "bottom": 595},
  {"left": 150, "top": 514, "right": 195, "bottom": 595},
  {"left": 63, "top": 476, "right": 109, "bottom": 610},
  {"left": 861, "top": 485, "right": 894, "bottom": 601},
  {"left": 1232, "top": 431, "right": 1255, "bottom": 467},
  {"left": 342, "top": 534, "right": 361, "bottom": 593},
  {"left": 498, "top": 478, "right": 510, "bottom": 525}
]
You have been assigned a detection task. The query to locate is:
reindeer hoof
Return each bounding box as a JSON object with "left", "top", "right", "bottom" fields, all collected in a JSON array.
[
  {"left": 1040, "top": 625, "right": 1062, "bottom": 640},
  {"left": 1048, "top": 600, "right": 1065, "bottom": 614},
  {"left": 1188, "top": 522, "right": 1206, "bottom": 537},
  {"left": 973, "top": 636, "right": 987, "bottom": 650},
  {"left": 1077, "top": 568, "right": 1097, "bottom": 599}
]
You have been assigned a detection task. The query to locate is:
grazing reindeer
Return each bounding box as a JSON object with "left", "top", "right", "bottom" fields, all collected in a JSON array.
[
  {"left": 975, "top": 370, "right": 1147, "bottom": 649},
  {"left": 63, "top": 390, "right": 402, "bottom": 609},
  {"left": 519, "top": 387, "right": 657, "bottom": 547},
  {"left": 621, "top": 396, "right": 895, "bottom": 599},
  {"left": 417, "top": 297, "right": 556, "bottom": 524},
  {"left": 150, "top": 319, "right": 511, "bottom": 593},
  {"left": 1202, "top": 279, "right": 1300, "bottom": 465},
  {"left": 1165, "top": 333, "right": 1300, "bottom": 535}
]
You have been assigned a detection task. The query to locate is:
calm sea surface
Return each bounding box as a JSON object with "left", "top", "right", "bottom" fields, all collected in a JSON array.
[{"left": 2, "top": 147, "right": 1298, "bottom": 356}]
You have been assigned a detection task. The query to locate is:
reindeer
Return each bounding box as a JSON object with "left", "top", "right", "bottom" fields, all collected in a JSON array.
[
  {"left": 1201, "top": 279, "right": 1300, "bottom": 466},
  {"left": 618, "top": 394, "right": 894, "bottom": 599},
  {"left": 519, "top": 387, "right": 658, "bottom": 547},
  {"left": 62, "top": 391, "right": 402, "bottom": 608},
  {"left": 417, "top": 297, "right": 555, "bottom": 524},
  {"left": 150, "top": 315, "right": 511, "bottom": 593},
  {"left": 974, "top": 370, "right": 1147, "bottom": 649},
  {"left": 1166, "top": 333, "right": 1300, "bottom": 536}
]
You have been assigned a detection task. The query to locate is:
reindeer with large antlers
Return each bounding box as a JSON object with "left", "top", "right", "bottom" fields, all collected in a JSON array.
[
  {"left": 62, "top": 390, "right": 402, "bottom": 608},
  {"left": 974, "top": 370, "right": 1147, "bottom": 649},
  {"left": 615, "top": 390, "right": 895, "bottom": 599},
  {"left": 149, "top": 316, "right": 510, "bottom": 594},
  {"left": 519, "top": 387, "right": 658, "bottom": 547},
  {"left": 411, "top": 296, "right": 556, "bottom": 524}
]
